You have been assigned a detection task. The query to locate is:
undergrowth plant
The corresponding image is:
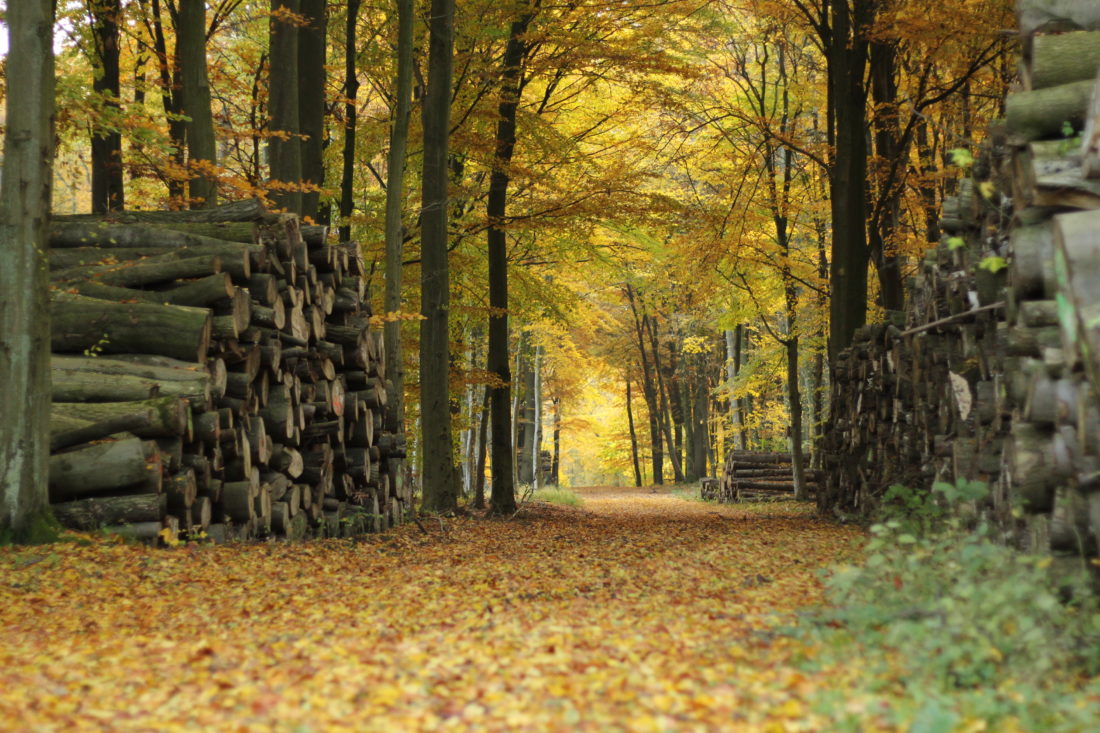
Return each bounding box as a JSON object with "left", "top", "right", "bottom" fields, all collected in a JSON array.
[
  {"left": 796, "top": 478, "right": 1100, "bottom": 730},
  {"left": 532, "top": 487, "right": 583, "bottom": 507}
]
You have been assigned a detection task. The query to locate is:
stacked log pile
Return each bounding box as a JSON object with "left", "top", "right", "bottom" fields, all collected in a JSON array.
[
  {"left": 819, "top": 1, "right": 1100, "bottom": 565},
  {"left": 705, "top": 452, "right": 820, "bottom": 502},
  {"left": 44, "top": 200, "right": 410, "bottom": 542}
]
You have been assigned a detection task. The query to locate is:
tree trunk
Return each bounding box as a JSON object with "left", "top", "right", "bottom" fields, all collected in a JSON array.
[
  {"left": 338, "top": 0, "right": 361, "bottom": 241},
  {"left": 828, "top": 0, "right": 872, "bottom": 361},
  {"left": 0, "top": 0, "right": 56, "bottom": 542},
  {"left": 90, "top": 0, "right": 124, "bottom": 213},
  {"left": 551, "top": 395, "right": 561, "bottom": 486},
  {"left": 474, "top": 382, "right": 491, "bottom": 509},
  {"left": 532, "top": 342, "right": 543, "bottom": 490},
  {"left": 786, "top": 338, "right": 808, "bottom": 501},
  {"left": 298, "top": 0, "right": 327, "bottom": 220},
  {"left": 487, "top": 5, "right": 535, "bottom": 514},
  {"left": 178, "top": 0, "right": 218, "bottom": 208},
  {"left": 269, "top": 0, "right": 303, "bottom": 214},
  {"left": 419, "top": 0, "right": 460, "bottom": 513},
  {"left": 646, "top": 314, "right": 684, "bottom": 482},
  {"left": 626, "top": 376, "right": 643, "bottom": 487},
  {"left": 624, "top": 285, "right": 663, "bottom": 483},
  {"left": 148, "top": 0, "right": 186, "bottom": 202},
  {"left": 517, "top": 341, "right": 535, "bottom": 485},
  {"left": 869, "top": 37, "right": 903, "bottom": 312},
  {"left": 383, "top": 0, "right": 414, "bottom": 437}
]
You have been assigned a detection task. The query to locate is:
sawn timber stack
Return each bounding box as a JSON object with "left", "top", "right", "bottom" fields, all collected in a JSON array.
[
  {"left": 819, "top": 1, "right": 1100, "bottom": 580},
  {"left": 45, "top": 199, "right": 409, "bottom": 542}
]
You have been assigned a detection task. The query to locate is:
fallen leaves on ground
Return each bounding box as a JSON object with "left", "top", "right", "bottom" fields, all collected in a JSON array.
[{"left": 0, "top": 487, "right": 860, "bottom": 732}]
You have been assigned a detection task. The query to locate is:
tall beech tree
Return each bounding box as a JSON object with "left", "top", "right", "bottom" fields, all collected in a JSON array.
[
  {"left": 89, "top": 0, "right": 124, "bottom": 212},
  {"left": 487, "top": 1, "right": 538, "bottom": 514},
  {"left": 419, "top": 0, "right": 461, "bottom": 513},
  {"left": 1, "top": 0, "right": 57, "bottom": 541},
  {"left": 298, "top": 0, "right": 327, "bottom": 221},
  {"left": 383, "top": 0, "right": 415, "bottom": 440},
  {"left": 338, "top": 0, "right": 361, "bottom": 241},
  {"left": 178, "top": 0, "right": 218, "bottom": 208},
  {"left": 269, "top": 0, "right": 303, "bottom": 213}
]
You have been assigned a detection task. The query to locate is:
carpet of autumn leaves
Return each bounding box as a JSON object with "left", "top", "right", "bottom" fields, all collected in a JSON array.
[{"left": 0, "top": 487, "right": 861, "bottom": 732}]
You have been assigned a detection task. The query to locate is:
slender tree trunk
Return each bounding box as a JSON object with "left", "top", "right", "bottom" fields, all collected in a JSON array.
[
  {"left": 474, "top": 383, "right": 491, "bottom": 509},
  {"left": 178, "top": 0, "right": 218, "bottom": 208},
  {"left": 646, "top": 314, "right": 684, "bottom": 482},
  {"left": 915, "top": 118, "right": 940, "bottom": 243},
  {"left": 786, "top": 337, "right": 808, "bottom": 500},
  {"left": 298, "top": 0, "right": 327, "bottom": 221},
  {"left": 692, "top": 371, "right": 709, "bottom": 479},
  {"left": 419, "top": 0, "right": 460, "bottom": 513},
  {"left": 517, "top": 341, "right": 535, "bottom": 485},
  {"left": 532, "top": 343, "right": 543, "bottom": 490},
  {"left": 626, "top": 375, "right": 643, "bottom": 487},
  {"left": 90, "top": 0, "right": 124, "bottom": 212},
  {"left": 510, "top": 331, "right": 523, "bottom": 492},
  {"left": 148, "top": 0, "right": 186, "bottom": 202},
  {"left": 338, "top": 0, "right": 361, "bottom": 241},
  {"left": 551, "top": 396, "right": 561, "bottom": 486},
  {"left": 682, "top": 376, "right": 697, "bottom": 482},
  {"left": 487, "top": 5, "right": 534, "bottom": 514},
  {"left": 269, "top": 0, "right": 303, "bottom": 214},
  {"left": 625, "top": 285, "right": 663, "bottom": 484},
  {"left": 725, "top": 327, "right": 745, "bottom": 450},
  {"left": 1, "top": 0, "right": 56, "bottom": 541},
  {"left": 383, "top": 0, "right": 413, "bottom": 461}
]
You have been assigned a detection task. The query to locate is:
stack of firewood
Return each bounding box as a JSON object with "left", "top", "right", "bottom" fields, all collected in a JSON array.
[
  {"left": 819, "top": 1, "right": 1100, "bottom": 562},
  {"left": 44, "top": 200, "right": 409, "bottom": 542},
  {"left": 708, "top": 451, "right": 818, "bottom": 502}
]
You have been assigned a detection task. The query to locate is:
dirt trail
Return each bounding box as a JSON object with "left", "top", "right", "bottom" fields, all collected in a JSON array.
[{"left": 0, "top": 487, "right": 859, "bottom": 731}]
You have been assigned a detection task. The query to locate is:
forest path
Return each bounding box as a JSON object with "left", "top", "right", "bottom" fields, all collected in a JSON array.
[{"left": 0, "top": 488, "right": 859, "bottom": 731}]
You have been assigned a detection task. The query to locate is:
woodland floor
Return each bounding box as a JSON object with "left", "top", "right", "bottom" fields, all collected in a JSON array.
[{"left": 0, "top": 487, "right": 864, "bottom": 732}]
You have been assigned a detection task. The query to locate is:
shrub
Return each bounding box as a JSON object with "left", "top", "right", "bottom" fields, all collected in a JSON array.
[{"left": 795, "top": 480, "right": 1100, "bottom": 730}]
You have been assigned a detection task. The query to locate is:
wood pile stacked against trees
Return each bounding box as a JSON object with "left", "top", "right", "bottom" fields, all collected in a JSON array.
[
  {"left": 819, "top": 1, "right": 1100, "bottom": 567},
  {"left": 44, "top": 199, "right": 408, "bottom": 542},
  {"left": 703, "top": 451, "right": 819, "bottom": 502}
]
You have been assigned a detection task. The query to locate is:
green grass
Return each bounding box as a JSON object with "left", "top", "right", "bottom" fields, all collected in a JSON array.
[{"left": 532, "top": 487, "right": 583, "bottom": 507}]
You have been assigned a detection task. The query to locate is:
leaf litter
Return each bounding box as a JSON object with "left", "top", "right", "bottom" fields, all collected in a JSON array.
[{"left": 0, "top": 486, "right": 860, "bottom": 732}]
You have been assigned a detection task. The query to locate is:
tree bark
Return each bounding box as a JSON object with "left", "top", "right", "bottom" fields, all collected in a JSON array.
[
  {"left": 0, "top": 0, "right": 56, "bottom": 542},
  {"left": 178, "top": 0, "right": 218, "bottom": 208},
  {"left": 338, "top": 0, "right": 361, "bottom": 241},
  {"left": 626, "top": 375, "right": 643, "bottom": 487},
  {"left": 551, "top": 395, "right": 561, "bottom": 486},
  {"left": 269, "top": 0, "right": 303, "bottom": 213},
  {"left": 827, "top": 0, "right": 873, "bottom": 361},
  {"left": 90, "top": 0, "right": 124, "bottom": 213},
  {"left": 384, "top": 0, "right": 414, "bottom": 444},
  {"left": 419, "top": 0, "right": 460, "bottom": 513},
  {"left": 487, "top": 4, "right": 535, "bottom": 514},
  {"left": 298, "top": 0, "right": 327, "bottom": 220},
  {"left": 474, "top": 381, "right": 491, "bottom": 509}
]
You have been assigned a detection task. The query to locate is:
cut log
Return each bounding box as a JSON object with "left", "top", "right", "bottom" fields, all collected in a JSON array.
[
  {"left": 50, "top": 293, "right": 211, "bottom": 363},
  {"left": 48, "top": 438, "right": 162, "bottom": 501},
  {"left": 1024, "top": 31, "right": 1100, "bottom": 90},
  {"left": 1006, "top": 79, "right": 1094, "bottom": 141},
  {"left": 52, "top": 254, "right": 222, "bottom": 288},
  {"left": 51, "top": 494, "right": 167, "bottom": 529}
]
